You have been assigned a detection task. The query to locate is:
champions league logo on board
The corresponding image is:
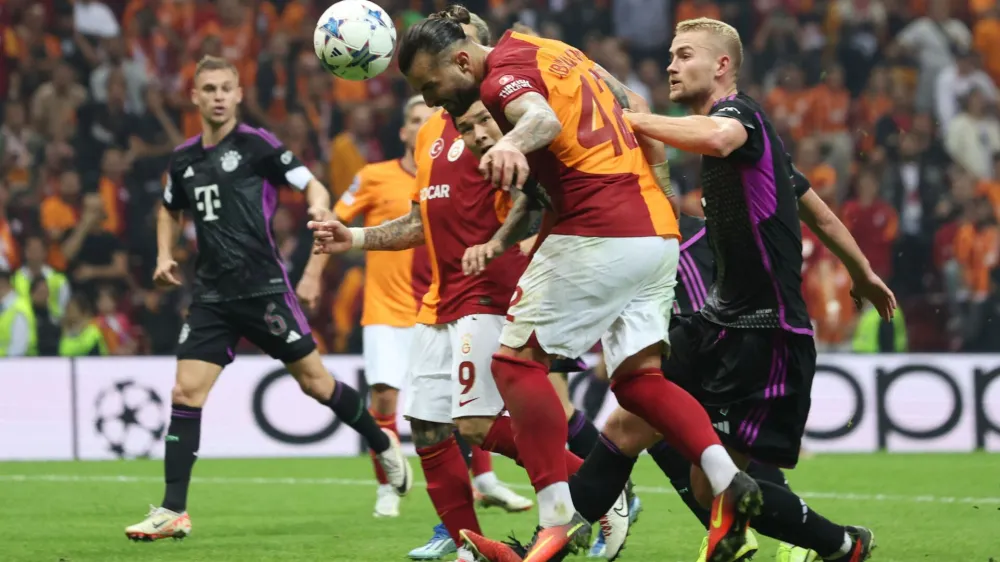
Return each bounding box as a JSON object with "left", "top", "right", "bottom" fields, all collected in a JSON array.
[{"left": 93, "top": 380, "right": 167, "bottom": 459}]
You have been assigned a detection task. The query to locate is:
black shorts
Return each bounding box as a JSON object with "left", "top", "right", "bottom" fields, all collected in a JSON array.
[
  {"left": 177, "top": 293, "right": 317, "bottom": 367},
  {"left": 662, "top": 314, "right": 816, "bottom": 468},
  {"left": 550, "top": 356, "right": 587, "bottom": 374}
]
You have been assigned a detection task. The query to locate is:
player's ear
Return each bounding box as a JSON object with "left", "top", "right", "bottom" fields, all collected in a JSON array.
[
  {"left": 235, "top": 85, "right": 244, "bottom": 105},
  {"left": 716, "top": 54, "right": 730, "bottom": 79},
  {"left": 453, "top": 49, "right": 471, "bottom": 72}
]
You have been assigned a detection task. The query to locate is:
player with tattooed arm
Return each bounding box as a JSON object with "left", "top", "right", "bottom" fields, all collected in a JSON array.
[{"left": 397, "top": 10, "right": 757, "bottom": 561}]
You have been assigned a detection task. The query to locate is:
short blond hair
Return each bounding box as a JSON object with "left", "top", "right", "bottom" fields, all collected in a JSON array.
[
  {"left": 675, "top": 18, "right": 743, "bottom": 75},
  {"left": 402, "top": 94, "right": 426, "bottom": 121},
  {"left": 194, "top": 55, "right": 239, "bottom": 81}
]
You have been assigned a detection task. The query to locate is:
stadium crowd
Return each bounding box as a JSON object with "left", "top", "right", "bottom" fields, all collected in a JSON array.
[{"left": 0, "top": 0, "right": 998, "bottom": 357}]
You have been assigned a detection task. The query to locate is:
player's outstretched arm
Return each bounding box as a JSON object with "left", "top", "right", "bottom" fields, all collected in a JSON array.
[
  {"left": 309, "top": 203, "right": 425, "bottom": 254},
  {"left": 625, "top": 112, "right": 748, "bottom": 159},
  {"left": 480, "top": 92, "right": 561, "bottom": 192},
  {"left": 462, "top": 189, "right": 540, "bottom": 276},
  {"left": 798, "top": 188, "right": 897, "bottom": 320},
  {"left": 303, "top": 178, "right": 333, "bottom": 222}
]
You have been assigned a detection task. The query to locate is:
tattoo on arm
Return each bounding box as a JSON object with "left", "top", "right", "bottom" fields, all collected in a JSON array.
[
  {"left": 410, "top": 420, "right": 456, "bottom": 448},
  {"left": 492, "top": 189, "right": 534, "bottom": 248},
  {"left": 502, "top": 92, "right": 562, "bottom": 154},
  {"left": 593, "top": 63, "right": 631, "bottom": 110},
  {"left": 362, "top": 203, "right": 425, "bottom": 251}
]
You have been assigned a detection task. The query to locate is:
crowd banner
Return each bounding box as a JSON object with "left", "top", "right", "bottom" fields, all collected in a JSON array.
[{"left": 0, "top": 354, "right": 997, "bottom": 460}]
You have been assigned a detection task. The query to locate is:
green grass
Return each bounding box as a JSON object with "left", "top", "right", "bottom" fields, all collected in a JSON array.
[{"left": 0, "top": 454, "right": 998, "bottom": 561}]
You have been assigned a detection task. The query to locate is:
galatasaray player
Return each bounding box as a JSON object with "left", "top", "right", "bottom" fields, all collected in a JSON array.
[
  {"left": 296, "top": 96, "right": 435, "bottom": 519},
  {"left": 397, "top": 13, "right": 756, "bottom": 561}
]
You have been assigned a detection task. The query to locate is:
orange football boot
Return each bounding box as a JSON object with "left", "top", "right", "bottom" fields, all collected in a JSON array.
[{"left": 706, "top": 472, "right": 763, "bottom": 562}]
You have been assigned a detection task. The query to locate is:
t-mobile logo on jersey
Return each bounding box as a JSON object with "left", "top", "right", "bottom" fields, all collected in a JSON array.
[
  {"left": 419, "top": 184, "right": 451, "bottom": 201},
  {"left": 194, "top": 184, "right": 222, "bottom": 221}
]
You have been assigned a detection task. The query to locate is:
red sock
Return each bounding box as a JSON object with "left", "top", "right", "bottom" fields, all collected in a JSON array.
[
  {"left": 611, "top": 369, "right": 721, "bottom": 464},
  {"left": 368, "top": 410, "right": 396, "bottom": 485},
  {"left": 491, "top": 354, "right": 570, "bottom": 492},
  {"left": 418, "top": 436, "right": 481, "bottom": 545},
  {"left": 482, "top": 416, "right": 584, "bottom": 475},
  {"left": 469, "top": 446, "right": 493, "bottom": 477}
]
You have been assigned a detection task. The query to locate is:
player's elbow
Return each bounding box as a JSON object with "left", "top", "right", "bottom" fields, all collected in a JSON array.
[{"left": 706, "top": 131, "right": 738, "bottom": 159}]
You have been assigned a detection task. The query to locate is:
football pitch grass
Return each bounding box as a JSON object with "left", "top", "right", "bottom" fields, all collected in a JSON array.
[{"left": 1, "top": 454, "right": 997, "bottom": 561}]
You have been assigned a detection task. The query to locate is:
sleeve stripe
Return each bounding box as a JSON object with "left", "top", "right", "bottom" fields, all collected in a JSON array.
[
  {"left": 339, "top": 192, "right": 356, "bottom": 206},
  {"left": 285, "top": 166, "right": 313, "bottom": 191}
]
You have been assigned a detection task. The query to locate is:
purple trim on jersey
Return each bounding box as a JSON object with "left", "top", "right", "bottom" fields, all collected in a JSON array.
[
  {"left": 739, "top": 403, "right": 768, "bottom": 446},
  {"left": 679, "top": 226, "right": 706, "bottom": 251},
  {"left": 284, "top": 292, "right": 311, "bottom": 335},
  {"left": 171, "top": 408, "right": 202, "bottom": 419},
  {"left": 738, "top": 113, "right": 814, "bottom": 337},
  {"left": 568, "top": 411, "right": 587, "bottom": 439},
  {"left": 764, "top": 335, "right": 788, "bottom": 399},
  {"left": 261, "top": 180, "right": 312, "bottom": 335},
  {"left": 680, "top": 252, "right": 709, "bottom": 309},
  {"left": 174, "top": 134, "right": 202, "bottom": 151},
  {"left": 710, "top": 94, "right": 738, "bottom": 108},
  {"left": 238, "top": 123, "right": 282, "bottom": 148}
]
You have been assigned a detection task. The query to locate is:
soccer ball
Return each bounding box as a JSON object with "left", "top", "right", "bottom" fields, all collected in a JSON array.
[
  {"left": 313, "top": 0, "right": 396, "bottom": 81},
  {"left": 93, "top": 380, "right": 167, "bottom": 459}
]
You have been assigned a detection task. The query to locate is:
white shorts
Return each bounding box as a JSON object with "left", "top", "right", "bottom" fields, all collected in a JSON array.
[
  {"left": 362, "top": 325, "right": 414, "bottom": 389},
  {"left": 501, "top": 235, "right": 678, "bottom": 377},
  {"left": 404, "top": 315, "right": 506, "bottom": 424}
]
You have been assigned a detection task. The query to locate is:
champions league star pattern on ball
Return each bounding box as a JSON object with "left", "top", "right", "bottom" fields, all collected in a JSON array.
[{"left": 313, "top": 0, "right": 397, "bottom": 81}]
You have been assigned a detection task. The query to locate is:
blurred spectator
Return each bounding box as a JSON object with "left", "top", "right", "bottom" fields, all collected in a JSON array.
[
  {"left": 299, "top": 71, "right": 336, "bottom": 144},
  {"left": 11, "top": 3, "right": 61, "bottom": 98},
  {"left": 944, "top": 88, "right": 1000, "bottom": 179},
  {"left": 854, "top": 66, "right": 893, "bottom": 155},
  {"left": 30, "top": 61, "right": 87, "bottom": 140},
  {"left": 29, "top": 276, "right": 61, "bottom": 356},
  {"left": 894, "top": 0, "right": 971, "bottom": 110},
  {"left": 972, "top": 4, "right": 1000, "bottom": 86},
  {"left": 611, "top": 0, "right": 669, "bottom": 63},
  {"left": 135, "top": 289, "right": 182, "bottom": 355},
  {"left": 191, "top": 0, "right": 256, "bottom": 63},
  {"left": 808, "top": 64, "right": 853, "bottom": 194},
  {"left": 883, "top": 132, "right": 949, "bottom": 295},
  {"left": 935, "top": 49, "right": 998, "bottom": 132},
  {"left": 841, "top": 168, "right": 899, "bottom": 280},
  {"left": 805, "top": 250, "right": 857, "bottom": 352},
  {"left": 796, "top": 137, "right": 838, "bottom": 204},
  {"left": 90, "top": 36, "right": 149, "bottom": 113},
  {"left": 61, "top": 193, "right": 130, "bottom": 300},
  {"left": 0, "top": 183, "right": 19, "bottom": 271},
  {"left": 77, "top": 69, "right": 141, "bottom": 180},
  {"left": 752, "top": 9, "right": 801, "bottom": 82},
  {"left": 40, "top": 170, "right": 86, "bottom": 270},
  {"left": 95, "top": 284, "right": 137, "bottom": 355},
  {"left": 96, "top": 148, "right": 129, "bottom": 237},
  {"left": 767, "top": 64, "right": 811, "bottom": 141},
  {"left": 245, "top": 31, "right": 292, "bottom": 131},
  {"left": 831, "top": 0, "right": 890, "bottom": 95},
  {"left": 852, "top": 301, "right": 908, "bottom": 352},
  {"left": 601, "top": 41, "right": 650, "bottom": 102},
  {"left": 328, "top": 104, "right": 383, "bottom": 198},
  {"left": 12, "top": 234, "right": 70, "bottom": 319},
  {"left": 953, "top": 194, "right": 999, "bottom": 350},
  {"left": 58, "top": 293, "right": 109, "bottom": 356},
  {"left": 0, "top": 262, "right": 34, "bottom": 357},
  {"left": 874, "top": 79, "right": 917, "bottom": 159},
  {"left": 0, "top": 101, "right": 43, "bottom": 201}
]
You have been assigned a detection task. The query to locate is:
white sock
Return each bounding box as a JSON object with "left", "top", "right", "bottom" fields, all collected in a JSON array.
[
  {"left": 536, "top": 482, "right": 575, "bottom": 527},
  {"left": 377, "top": 483, "right": 394, "bottom": 494},
  {"left": 700, "top": 444, "right": 740, "bottom": 496},
  {"left": 473, "top": 471, "right": 500, "bottom": 495}
]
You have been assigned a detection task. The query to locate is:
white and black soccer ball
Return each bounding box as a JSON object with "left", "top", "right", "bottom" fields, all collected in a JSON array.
[
  {"left": 94, "top": 380, "right": 167, "bottom": 459},
  {"left": 313, "top": 0, "right": 396, "bottom": 81}
]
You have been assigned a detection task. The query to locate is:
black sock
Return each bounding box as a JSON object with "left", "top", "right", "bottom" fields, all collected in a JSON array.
[
  {"left": 454, "top": 429, "right": 474, "bottom": 468},
  {"left": 748, "top": 461, "right": 789, "bottom": 489},
  {"left": 567, "top": 409, "right": 600, "bottom": 458},
  {"left": 582, "top": 371, "right": 609, "bottom": 420},
  {"left": 569, "top": 434, "right": 637, "bottom": 523},
  {"left": 325, "top": 381, "right": 390, "bottom": 453},
  {"left": 752, "top": 480, "right": 848, "bottom": 557},
  {"left": 646, "top": 440, "right": 711, "bottom": 527},
  {"left": 162, "top": 404, "right": 202, "bottom": 513}
]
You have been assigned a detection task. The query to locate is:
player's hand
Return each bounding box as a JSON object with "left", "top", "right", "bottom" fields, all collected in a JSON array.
[
  {"left": 296, "top": 272, "right": 322, "bottom": 313},
  {"left": 462, "top": 239, "right": 505, "bottom": 276},
  {"left": 850, "top": 270, "right": 897, "bottom": 321},
  {"left": 153, "top": 258, "right": 182, "bottom": 288},
  {"left": 308, "top": 220, "right": 353, "bottom": 254},
  {"left": 479, "top": 139, "right": 529, "bottom": 192},
  {"left": 307, "top": 205, "right": 333, "bottom": 223}
]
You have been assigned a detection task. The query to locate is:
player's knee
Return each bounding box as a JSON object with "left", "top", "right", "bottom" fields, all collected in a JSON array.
[
  {"left": 602, "top": 407, "right": 658, "bottom": 457},
  {"left": 612, "top": 343, "right": 664, "bottom": 379},
  {"left": 454, "top": 417, "right": 494, "bottom": 446},
  {"left": 410, "top": 419, "right": 455, "bottom": 450},
  {"left": 170, "top": 382, "right": 209, "bottom": 408},
  {"left": 172, "top": 363, "right": 219, "bottom": 406},
  {"left": 287, "top": 356, "right": 335, "bottom": 401},
  {"left": 689, "top": 466, "right": 714, "bottom": 509}
]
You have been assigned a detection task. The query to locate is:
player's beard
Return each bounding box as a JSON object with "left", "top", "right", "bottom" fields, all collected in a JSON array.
[
  {"left": 444, "top": 85, "right": 480, "bottom": 117},
  {"left": 670, "top": 81, "right": 711, "bottom": 110}
]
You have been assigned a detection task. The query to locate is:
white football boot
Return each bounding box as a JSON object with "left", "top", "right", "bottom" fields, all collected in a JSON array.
[{"left": 125, "top": 506, "right": 191, "bottom": 541}]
